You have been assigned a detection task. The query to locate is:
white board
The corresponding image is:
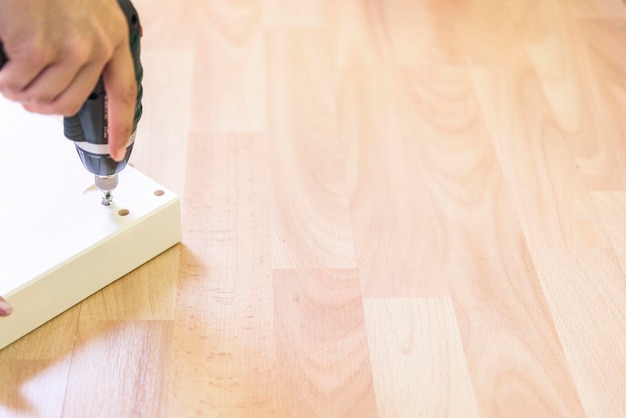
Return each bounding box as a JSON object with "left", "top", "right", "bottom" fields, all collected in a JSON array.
[{"left": 0, "top": 96, "right": 182, "bottom": 350}]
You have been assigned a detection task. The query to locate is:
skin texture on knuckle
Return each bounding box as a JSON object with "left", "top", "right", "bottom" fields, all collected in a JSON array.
[
  {"left": 96, "top": 41, "right": 115, "bottom": 67},
  {"left": 0, "top": 42, "right": 55, "bottom": 93},
  {"left": 21, "top": 41, "right": 56, "bottom": 71},
  {"left": 27, "top": 91, "right": 56, "bottom": 105},
  {"left": 56, "top": 86, "right": 88, "bottom": 116},
  {"left": 65, "top": 37, "right": 93, "bottom": 68}
]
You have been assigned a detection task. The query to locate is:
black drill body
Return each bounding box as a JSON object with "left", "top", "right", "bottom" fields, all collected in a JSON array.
[{"left": 0, "top": 0, "right": 143, "bottom": 196}]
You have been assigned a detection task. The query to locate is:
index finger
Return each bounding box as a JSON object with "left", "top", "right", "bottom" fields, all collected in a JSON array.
[{"left": 102, "top": 44, "right": 137, "bottom": 162}]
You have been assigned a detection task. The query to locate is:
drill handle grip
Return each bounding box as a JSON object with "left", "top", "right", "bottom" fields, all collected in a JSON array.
[
  {"left": 64, "top": 0, "right": 143, "bottom": 146},
  {"left": 64, "top": 0, "right": 143, "bottom": 177}
]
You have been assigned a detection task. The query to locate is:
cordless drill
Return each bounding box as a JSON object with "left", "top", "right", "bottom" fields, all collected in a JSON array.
[{"left": 0, "top": 0, "right": 143, "bottom": 206}]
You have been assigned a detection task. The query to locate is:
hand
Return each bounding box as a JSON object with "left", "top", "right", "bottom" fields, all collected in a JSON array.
[
  {"left": 0, "top": 296, "right": 12, "bottom": 316},
  {"left": 0, "top": 0, "right": 137, "bottom": 161}
]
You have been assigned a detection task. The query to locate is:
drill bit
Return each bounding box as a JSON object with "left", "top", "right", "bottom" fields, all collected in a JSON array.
[{"left": 94, "top": 174, "right": 119, "bottom": 206}]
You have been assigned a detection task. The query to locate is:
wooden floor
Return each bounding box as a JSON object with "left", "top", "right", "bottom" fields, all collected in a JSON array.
[{"left": 1, "top": 0, "right": 626, "bottom": 416}]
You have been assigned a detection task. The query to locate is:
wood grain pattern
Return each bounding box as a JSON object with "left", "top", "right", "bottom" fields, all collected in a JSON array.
[
  {"left": 363, "top": 298, "right": 478, "bottom": 418},
  {"left": 273, "top": 269, "right": 376, "bottom": 416},
  {"left": 261, "top": 0, "right": 324, "bottom": 28},
  {"left": 564, "top": 0, "right": 626, "bottom": 18},
  {"left": 61, "top": 321, "right": 173, "bottom": 418},
  {"left": 2, "top": 0, "right": 626, "bottom": 416},
  {"left": 191, "top": 1, "right": 267, "bottom": 134},
  {"left": 532, "top": 249, "right": 626, "bottom": 417},
  {"left": 522, "top": 13, "right": 626, "bottom": 191},
  {"left": 470, "top": 48, "right": 609, "bottom": 250},
  {"left": 0, "top": 305, "right": 79, "bottom": 418},
  {"left": 592, "top": 192, "right": 626, "bottom": 274},
  {"left": 133, "top": 0, "right": 200, "bottom": 50},
  {"left": 267, "top": 29, "right": 355, "bottom": 269},
  {"left": 78, "top": 246, "right": 180, "bottom": 321},
  {"left": 340, "top": 63, "right": 450, "bottom": 298},
  {"left": 402, "top": 54, "right": 585, "bottom": 416},
  {"left": 130, "top": 50, "right": 194, "bottom": 194},
  {"left": 167, "top": 133, "right": 275, "bottom": 417},
  {"left": 0, "top": 359, "right": 72, "bottom": 418}
]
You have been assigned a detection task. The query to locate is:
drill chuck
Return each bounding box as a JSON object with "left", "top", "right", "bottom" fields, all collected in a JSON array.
[{"left": 94, "top": 174, "right": 119, "bottom": 206}]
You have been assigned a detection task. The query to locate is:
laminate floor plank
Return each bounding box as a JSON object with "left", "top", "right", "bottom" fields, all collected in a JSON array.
[
  {"left": 565, "top": 0, "right": 626, "bottom": 18},
  {"left": 449, "top": 246, "right": 585, "bottom": 418},
  {"left": 0, "top": 306, "right": 80, "bottom": 418},
  {"left": 466, "top": 6, "right": 625, "bottom": 416},
  {"left": 339, "top": 63, "right": 448, "bottom": 298},
  {"left": 470, "top": 58, "right": 609, "bottom": 250},
  {"left": 574, "top": 18, "right": 626, "bottom": 189},
  {"left": 77, "top": 246, "right": 180, "bottom": 321},
  {"left": 453, "top": 0, "right": 528, "bottom": 68},
  {"left": 130, "top": 50, "right": 194, "bottom": 195},
  {"left": 532, "top": 249, "right": 626, "bottom": 418},
  {"left": 592, "top": 192, "right": 626, "bottom": 274},
  {"left": 61, "top": 321, "right": 172, "bottom": 418},
  {"left": 273, "top": 269, "right": 376, "bottom": 417},
  {"left": 167, "top": 133, "right": 276, "bottom": 417},
  {"left": 377, "top": 0, "right": 464, "bottom": 68},
  {"left": 133, "top": 0, "right": 201, "bottom": 50},
  {"left": 412, "top": 69, "right": 584, "bottom": 418},
  {"left": 0, "top": 359, "right": 72, "bottom": 418},
  {"left": 267, "top": 30, "right": 355, "bottom": 269},
  {"left": 191, "top": 1, "right": 267, "bottom": 134},
  {"left": 522, "top": 12, "right": 626, "bottom": 191},
  {"left": 321, "top": 0, "right": 384, "bottom": 69},
  {"left": 363, "top": 298, "right": 478, "bottom": 418},
  {"left": 261, "top": 0, "right": 324, "bottom": 28}
]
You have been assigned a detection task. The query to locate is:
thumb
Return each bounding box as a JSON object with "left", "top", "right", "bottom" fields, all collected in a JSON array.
[{"left": 103, "top": 45, "right": 137, "bottom": 162}]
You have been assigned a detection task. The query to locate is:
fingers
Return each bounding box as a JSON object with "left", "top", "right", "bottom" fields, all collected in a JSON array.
[
  {"left": 102, "top": 43, "right": 137, "bottom": 162},
  {"left": 2, "top": 55, "right": 84, "bottom": 107},
  {"left": 21, "top": 61, "right": 103, "bottom": 116},
  {"left": 0, "top": 296, "right": 12, "bottom": 316},
  {"left": 0, "top": 46, "right": 52, "bottom": 93},
  {"left": 1, "top": 65, "right": 72, "bottom": 105},
  {"left": 0, "top": 40, "right": 105, "bottom": 116},
  {"left": 7, "top": 42, "right": 137, "bottom": 163}
]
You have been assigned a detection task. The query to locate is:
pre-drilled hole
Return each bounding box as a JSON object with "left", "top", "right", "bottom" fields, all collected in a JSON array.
[
  {"left": 118, "top": 209, "right": 130, "bottom": 216},
  {"left": 154, "top": 189, "right": 165, "bottom": 196}
]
